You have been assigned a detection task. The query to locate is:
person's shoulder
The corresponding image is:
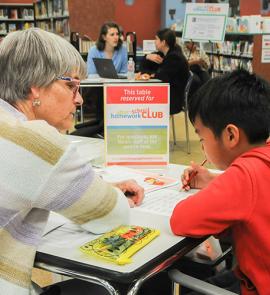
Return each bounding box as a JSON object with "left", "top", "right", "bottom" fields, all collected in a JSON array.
[
  {"left": 118, "top": 45, "right": 127, "bottom": 54},
  {"left": 9, "top": 118, "right": 69, "bottom": 164},
  {"left": 167, "top": 50, "right": 187, "bottom": 63},
  {"left": 24, "top": 119, "right": 69, "bottom": 146},
  {"left": 228, "top": 144, "right": 270, "bottom": 179},
  {"left": 89, "top": 45, "right": 101, "bottom": 56}
]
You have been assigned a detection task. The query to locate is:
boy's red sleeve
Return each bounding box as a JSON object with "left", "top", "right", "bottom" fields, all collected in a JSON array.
[{"left": 170, "top": 164, "right": 255, "bottom": 237}]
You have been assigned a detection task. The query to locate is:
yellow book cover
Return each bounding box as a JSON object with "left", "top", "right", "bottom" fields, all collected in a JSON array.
[{"left": 80, "top": 225, "right": 160, "bottom": 265}]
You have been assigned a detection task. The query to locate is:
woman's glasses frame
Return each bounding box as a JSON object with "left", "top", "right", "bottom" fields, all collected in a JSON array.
[{"left": 57, "top": 76, "right": 80, "bottom": 99}]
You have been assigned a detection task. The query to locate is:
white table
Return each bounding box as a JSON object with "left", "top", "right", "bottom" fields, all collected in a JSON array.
[
  {"left": 35, "top": 136, "right": 206, "bottom": 295},
  {"left": 81, "top": 75, "right": 161, "bottom": 88}
]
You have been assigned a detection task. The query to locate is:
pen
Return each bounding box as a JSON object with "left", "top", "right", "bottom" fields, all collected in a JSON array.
[{"left": 181, "top": 159, "right": 207, "bottom": 190}]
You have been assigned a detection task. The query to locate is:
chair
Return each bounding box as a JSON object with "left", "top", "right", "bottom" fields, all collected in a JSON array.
[
  {"left": 168, "top": 245, "right": 235, "bottom": 295},
  {"left": 168, "top": 269, "right": 238, "bottom": 295},
  {"left": 70, "top": 119, "right": 104, "bottom": 138},
  {"left": 171, "top": 71, "right": 194, "bottom": 154}
]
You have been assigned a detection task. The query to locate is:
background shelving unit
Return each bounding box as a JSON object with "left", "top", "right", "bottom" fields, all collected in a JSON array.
[
  {"left": 0, "top": 3, "right": 35, "bottom": 37},
  {"left": 34, "top": 0, "right": 70, "bottom": 39},
  {"left": 202, "top": 33, "right": 255, "bottom": 76},
  {"left": 175, "top": 31, "right": 259, "bottom": 76}
]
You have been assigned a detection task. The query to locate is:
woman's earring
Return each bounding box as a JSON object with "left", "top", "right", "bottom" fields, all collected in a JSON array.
[{"left": 32, "top": 99, "right": 41, "bottom": 107}]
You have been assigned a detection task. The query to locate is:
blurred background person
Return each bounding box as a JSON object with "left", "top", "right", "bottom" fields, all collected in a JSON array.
[
  {"left": 139, "top": 28, "right": 189, "bottom": 116},
  {"left": 182, "top": 40, "right": 211, "bottom": 87}
]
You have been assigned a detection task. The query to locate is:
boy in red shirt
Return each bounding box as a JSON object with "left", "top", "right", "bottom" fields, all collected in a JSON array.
[{"left": 170, "top": 69, "right": 270, "bottom": 295}]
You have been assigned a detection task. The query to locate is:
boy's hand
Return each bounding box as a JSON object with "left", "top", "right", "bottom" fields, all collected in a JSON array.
[
  {"left": 181, "top": 161, "right": 215, "bottom": 190},
  {"left": 114, "top": 180, "right": 144, "bottom": 207}
]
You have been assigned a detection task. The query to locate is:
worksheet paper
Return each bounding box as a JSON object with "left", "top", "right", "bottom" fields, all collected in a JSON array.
[{"left": 96, "top": 166, "right": 179, "bottom": 193}]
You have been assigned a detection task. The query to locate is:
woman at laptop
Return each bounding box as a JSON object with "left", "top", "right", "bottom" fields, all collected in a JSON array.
[
  {"left": 87, "top": 21, "right": 128, "bottom": 75},
  {"left": 84, "top": 22, "right": 128, "bottom": 124}
]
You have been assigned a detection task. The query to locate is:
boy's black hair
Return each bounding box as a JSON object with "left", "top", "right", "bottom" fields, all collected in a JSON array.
[{"left": 188, "top": 69, "right": 270, "bottom": 144}]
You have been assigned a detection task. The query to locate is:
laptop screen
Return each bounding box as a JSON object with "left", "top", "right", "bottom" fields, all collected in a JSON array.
[{"left": 93, "top": 58, "right": 120, "bottom": 79}]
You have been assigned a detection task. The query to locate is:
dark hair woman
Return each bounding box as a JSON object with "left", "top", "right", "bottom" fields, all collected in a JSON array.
[
  {"left": 87, "top": 22, "right": 127, "bottom": 75},
  {"left": 139, "top": 28, "right": 189, "bottom": 115}
]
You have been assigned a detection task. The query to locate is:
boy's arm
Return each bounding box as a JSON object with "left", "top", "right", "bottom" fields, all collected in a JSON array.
[{"left": 171, "top": 164, "right": 255, "bottom": 237}]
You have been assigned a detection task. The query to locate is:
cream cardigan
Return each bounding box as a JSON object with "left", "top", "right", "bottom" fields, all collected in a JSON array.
[{"left": 0, "top": 99, "right": 129, "bottom": 294}]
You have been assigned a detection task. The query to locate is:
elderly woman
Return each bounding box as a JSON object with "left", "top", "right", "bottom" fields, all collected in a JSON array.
[{"left": 0, "top": 28, "right": 144, "bottom": 295}]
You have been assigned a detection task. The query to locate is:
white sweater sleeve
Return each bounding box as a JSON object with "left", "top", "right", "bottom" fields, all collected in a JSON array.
[{"left": 80, "top": 187, "right": 130, "bottom": 234}]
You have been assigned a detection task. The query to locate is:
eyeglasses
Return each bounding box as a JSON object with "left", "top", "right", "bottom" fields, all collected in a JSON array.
[{"left": 57, "top": 76, "right": 80, "bottom": 98}]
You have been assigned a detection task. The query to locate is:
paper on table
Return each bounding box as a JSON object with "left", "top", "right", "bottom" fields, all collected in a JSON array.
[
  {"left": 133, "top": 188, "right": 197, "bottom": 217},
  {"left": 66, "top": 135, "right": 104, "bottom": 163},
  {"left": 97, "top": 166, "right": 179, "bottom": 193},
  {"left": 43, "top": 212, "right": 68, "bottom": 236}
]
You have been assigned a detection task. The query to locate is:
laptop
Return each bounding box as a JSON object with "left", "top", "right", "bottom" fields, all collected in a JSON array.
[{"left": 93, "top": 58, "right": 127, "bottom": 79}]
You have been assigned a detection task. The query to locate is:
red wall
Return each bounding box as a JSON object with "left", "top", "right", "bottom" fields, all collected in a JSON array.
[
  {"left": 240, "top": 0, "right": 260, "bottom": 16},
  {"left": 3, "top": 0, "right": 161, "bottom": 46},
  {"left": 115, "top": 0, "right": 161, "bottom": 46},
  {"left": 69, "top": 0, "right": 161, "bottom": 46},
  {"left": 69, "top": 0, "right": 115, "bottom": 41}
]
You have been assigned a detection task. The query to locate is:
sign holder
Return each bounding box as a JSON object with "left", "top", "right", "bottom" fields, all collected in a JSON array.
[{"left": 104, "top": 83, "right": 170, "bottom": 167}]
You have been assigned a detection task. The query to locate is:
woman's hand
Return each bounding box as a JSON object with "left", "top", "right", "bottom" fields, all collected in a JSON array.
[
  {"left": 181, "top": 161, "right": 216, "bottom": 191},
  {"left": 135, "top": 72, "right": 151, "bottom": 80},
  {"left": 146, "top": 53, "right": 163, "bottom": 64},
  {"left": 114, "top": 180, "right": 144, "bottom": 207}
]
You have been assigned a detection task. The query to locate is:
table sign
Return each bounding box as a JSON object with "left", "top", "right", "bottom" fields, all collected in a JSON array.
[
  {"left": 104, "top": 83, "right": 169, "bottom": 167},
  {"left": 183, "top": 3, "right": 229, "bottom": 42}
]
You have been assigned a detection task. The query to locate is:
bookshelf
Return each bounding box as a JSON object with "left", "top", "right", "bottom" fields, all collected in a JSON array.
[
  {"left": 34, "top": 0, "right": 70, "bottom": 39},
  {"left": 70, "top": 31, "right": 95, "bottom": 61},
  {"left": 202, "top": 33, "right": 255, "bottom": 76},
  {"left": 0, "top": 3, "right": 35, "bottom": 36},
  {"left": 175, "top": 31, "right": 270, "bottom": 80}
]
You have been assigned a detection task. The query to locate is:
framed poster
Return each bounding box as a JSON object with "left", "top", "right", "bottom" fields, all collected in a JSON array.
[
  {"left": 261, "top": 35, "right": 270, "bottom": 63},
  {"left": 183, "top": 3, "right": 229, "bottom": 42},
  {"left": 104, "top": 83, "right": 170, "bottom": 167}
]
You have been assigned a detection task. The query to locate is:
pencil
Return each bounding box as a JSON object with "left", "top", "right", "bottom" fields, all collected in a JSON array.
[{"left": 181, "top": 159, "right": 207, "bottom": 190}]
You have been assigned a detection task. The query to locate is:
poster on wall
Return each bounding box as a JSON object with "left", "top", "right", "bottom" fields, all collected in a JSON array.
[
  {"left": 261, "top": 35, "right": 270, "bottom": 63},
  {"left": 182, "top": 3, "right": 229, "bottom": 42},
  {"left": 104, "top": 83, "right": 170, "bottom": 167}
]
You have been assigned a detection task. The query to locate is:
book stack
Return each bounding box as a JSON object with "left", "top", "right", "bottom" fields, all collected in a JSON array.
[
  {"left": 8, "top": 23, "right": 17, "bottom": 33},
  {"left": 80, "top": 37, "right": 94, "bottom": 54},
  {"left": 21, "top": 8, "right": 34, "bottom": 20},
  {"left": 0, "top": 23, "right": 6, "bottom": 34},
  {"left": 0, "top": 8, "right": 8, "bottom": 19},
  {"left": 10, "top": 9, "right": 18, "bottom": 20}
]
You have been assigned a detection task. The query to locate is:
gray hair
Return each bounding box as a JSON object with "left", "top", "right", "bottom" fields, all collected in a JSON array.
[{"left": 0, "top": 28, "right": 87, "bottom": 103}]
